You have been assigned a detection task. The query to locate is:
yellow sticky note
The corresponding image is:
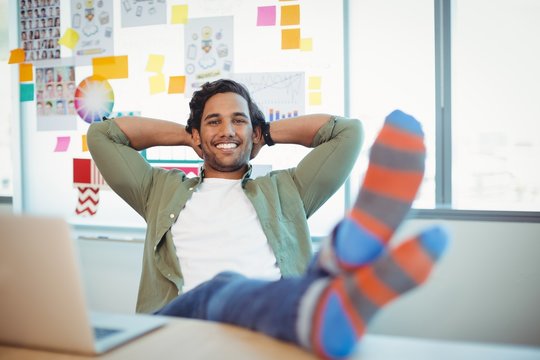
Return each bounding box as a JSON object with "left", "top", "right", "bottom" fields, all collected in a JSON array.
[
  {"left": 281, "top": 28, "right": 300, "bottom": 50},
  {"left": 281, "top": 4, "right": 300, "bottom": 26},
  {"left": 300, "top": 38, "right": 312, "bottom": 51},
  {"left": 93, "top": 55, "right": 129, "bottom": 80},
  {"left": 19, "top": 63, "right": 33, "bottom": 82},
  {"left": 308, "top": 76, "right": 321, "bottom": 90},
  {"left": 149, "top": 73, "right": 166, "bottom": 94},
  {"left": 146, "top": 54, "right": 165, "bottom": 73},
  {"left": 309, "top": 92, "right": 322, "bottom": 106},
  {"left": 8, "top": 48, "right": 25, "bottom": 64},
  {"left": 82, "top": 134, "right": 88, "bottom": 152},
  {"left": 168, "top": 76, "right": 186, "bottom": 94},
  {"left": 58, "top": 28, "right": 80, "bottom": 49},
  {"left": 171, "top": 4, "right": 189, "bottom": 24}
]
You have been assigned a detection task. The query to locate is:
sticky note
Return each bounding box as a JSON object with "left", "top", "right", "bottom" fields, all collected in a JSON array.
[
  {"left": 309, "top": 92, "right": 322, "bottom": 106},
  {"left": 257, "top": 6, "right": 276, "bottom": 26},
  {"left": 168, "top": 76, "right": 186, "bottom": 94},
  {"left": 300, "top": 38, "right": 313, "bottom": 51},
  {"left": 149, "top": 73, "right": 166, "bottom": 94},
  {"left": 281, "top": 28, "right": 300, "bottom": 49},
  {"left": 20, "top": 83, "right": 34, "bottom": 102},
  {"left": 171, "top": 4, "right": 189, "bottom": 24},
  {"left": 8, "top": 48, "right": 25, "bottom": 64},
  {"left": 19, "top": 63, "right": 33, "bottom": 82},
  {"left": 146, "top": 54, "right": 165, "bottom": 73},
  {"left": 82, "top": 135, "right": 88, "bottom": 152},
  {"left": 92, "top": 55, "right": 129, "bottom": 79},
  {"left": 54, "top": 136, "right": 71, "bottom": 152},
  {"left": 308, "top": 76, "right": 321, "bottom": 90},
  {"left": 280, "top": 5, "right": 300, "bottom": 26},
  {"left": 58, "top": 28, "right": 80, "bottom": 49}
]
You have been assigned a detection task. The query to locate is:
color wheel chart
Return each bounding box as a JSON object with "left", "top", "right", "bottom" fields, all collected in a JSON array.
[
  {"left": 232, "top": 72, "right": 305, "bottom": 122},
  {"left": 74, "top": 76, "right": 115, "bottom": 124}
]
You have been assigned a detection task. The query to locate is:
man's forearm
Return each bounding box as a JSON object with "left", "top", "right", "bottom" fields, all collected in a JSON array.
[
  {"left": 269, "top": 114, "right": 332, "bottom": 147},
  {"left": 115, "top": 116, "right": 193, "bottom": 150}
]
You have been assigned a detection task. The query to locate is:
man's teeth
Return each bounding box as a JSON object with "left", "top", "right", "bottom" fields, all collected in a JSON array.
[{"left": 216, "top": 143, "right": 237, "bottom": 149}]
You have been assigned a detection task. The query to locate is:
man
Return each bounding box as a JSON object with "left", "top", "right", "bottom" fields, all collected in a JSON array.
[{"left": 88, "top": 79, "right": 362, "bottom": 313}]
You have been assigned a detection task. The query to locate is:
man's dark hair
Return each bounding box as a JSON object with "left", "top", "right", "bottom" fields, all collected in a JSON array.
[{"left": 185, "top": 79, "right": 265, "bottom": 134}]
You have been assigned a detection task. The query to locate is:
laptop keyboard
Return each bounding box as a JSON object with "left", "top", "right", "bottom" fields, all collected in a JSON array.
[{"left": 93, "top": 327, "right": 122, "bottom": 340}]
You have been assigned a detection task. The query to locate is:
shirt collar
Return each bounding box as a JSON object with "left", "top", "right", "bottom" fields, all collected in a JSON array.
[{"left": 198, "top": 164, "right": 252, "bottom": 188}]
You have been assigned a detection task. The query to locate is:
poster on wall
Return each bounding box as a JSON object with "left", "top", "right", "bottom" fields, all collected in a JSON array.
[
  {"left": 231, "top": 72, "right": 305, "bottom": 121},
  {"left": 19, "top": 0, "right": 61, "bottom": 62},
  {"left": 184, "top": 16, "right": 234, "bottom": 97},
  {"left": 36, "top": 65, "right": 77, "bottom": 131},
  {"left": 120, "top": 0, "right": 167, "bottom": 28},
  {"left": 71, "top": 0, "right": 114, "bottom": 64}
]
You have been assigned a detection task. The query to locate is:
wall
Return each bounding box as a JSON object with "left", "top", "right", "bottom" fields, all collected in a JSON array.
[{"left": 74, "top": 213, "right": 540, "bottom": 347}]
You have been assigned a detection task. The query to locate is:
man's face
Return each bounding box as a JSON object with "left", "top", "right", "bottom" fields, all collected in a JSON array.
[{"left": 192, "top": 92, "right": 261, "bottom": 179}]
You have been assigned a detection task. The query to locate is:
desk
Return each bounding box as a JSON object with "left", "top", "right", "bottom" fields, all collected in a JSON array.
[{"left": 1, "top": 318, "right": 539, "bottom": 360}]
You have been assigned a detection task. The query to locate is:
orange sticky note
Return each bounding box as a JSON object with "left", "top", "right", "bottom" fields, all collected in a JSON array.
[
  {"left": 281, "top": 28, "right": 300, "bottom": 49},
  {"left": 82, "top": 134, "right": 88, "bottom": 152},
  {"left": 92, "top": 55, "right": 129, "bottom": 79},
  {"left": 9, "top": 48, "right": 26, "bottom": 64},
  {"left": 168, "top": 76, "right": 186, "bottom": 94},
  {"left": 19, "top": 63, "right": 33, "bottom": 82},
  {"left": 281, "top": 5, "right": 300, "bottom": 26}
]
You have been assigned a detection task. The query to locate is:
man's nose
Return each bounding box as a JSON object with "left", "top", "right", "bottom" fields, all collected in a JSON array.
[{"left": 219, "top": 119, "right": 235, "bottom": 136}]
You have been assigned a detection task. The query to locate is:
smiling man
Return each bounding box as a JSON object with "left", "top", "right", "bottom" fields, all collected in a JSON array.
[{"left": 88, "top": 79, "right": 363, "bottom": 314}]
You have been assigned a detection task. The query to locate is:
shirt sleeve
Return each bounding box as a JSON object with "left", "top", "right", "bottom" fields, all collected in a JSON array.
[
  {"left": 292, "top": 116, "right": 364, "bottom": 218},
  {"left": 87, "top": 119, "right": 154, "bottom": 219}
]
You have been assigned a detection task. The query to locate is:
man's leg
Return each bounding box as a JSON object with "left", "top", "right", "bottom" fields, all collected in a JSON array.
[{"left": 315, "top": 109, "right": 426, "bottom": 275}]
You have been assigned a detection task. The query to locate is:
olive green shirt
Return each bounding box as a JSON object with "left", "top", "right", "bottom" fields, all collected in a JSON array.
[{"left": 87, "top": 116, "right": 363, "bottom": 313}]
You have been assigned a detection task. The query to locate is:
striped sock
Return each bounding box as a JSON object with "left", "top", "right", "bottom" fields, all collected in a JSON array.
[
  {"left": 302, "top": 226, "right": 449, "bottom": 360},
  {"left": 318, "top": 110, "right": 426, "bottom": 274}
]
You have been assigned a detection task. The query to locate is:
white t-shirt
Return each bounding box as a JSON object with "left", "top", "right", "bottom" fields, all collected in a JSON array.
[{"left": 171, "top": 178, "right": 282, "bottom": 292}]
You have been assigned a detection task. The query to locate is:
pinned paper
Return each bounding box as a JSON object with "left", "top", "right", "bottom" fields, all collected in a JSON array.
[
  {"left": 54, "top": 136, "right": 71, "bottom": 152},
  {"left": 82, "top": 134, "right": 88, "bottom": 152},
  {"left": 146, "top": 54, "right": 165, "bottom": 73},
  {"left": 257, "top": 6, "right": 276, "bottom": 26},
  {"left": 281, "top": 28, "right": 300, "bottom": 49},
  {"left": 58, "top": 28, "right": 80, "bottom": 50},
  {"left": 20, "top": 83, "right": 34, "bottom": 102},
  {"left": 280, "top": 5, "right": 300, "bottom": 26},
  {"left": 308, "top": 76, "right": 321, "bottom": 90},
  {"left": 8, "top": 48, "right": 25, "bottom": 64},
  {"left": 171, "top": 4, "right": 189, "bottom": 24},
  {"left": 309, "top": 92, "right": 322, "bottom": 106},
  {"left": 92, "top": 56, "right": 129, "bottom": 80},
  {"left": 300, "top": 38, "right": 313, "bottom": 51},
  {"left": 149, "top": 73, "right": 166, "bottom": 94},
  {"left": 19, "top": 63, "right": 33, "bottom": 82},
  {"left": 168, "top": 76, "right": 186, "bottom": 94}
]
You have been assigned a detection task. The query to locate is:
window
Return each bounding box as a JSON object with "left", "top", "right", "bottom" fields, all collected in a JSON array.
[
  {"left": 0, "top": 0, "right": 13, "bottom": 198},
  {"left": 451, "top": 0, "right": 540, "bottom": 211}
]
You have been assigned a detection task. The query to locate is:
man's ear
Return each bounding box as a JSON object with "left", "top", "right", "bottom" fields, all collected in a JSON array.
[
  {"left": 252, "top": 124, "right": 262, "bottom": 144},
  {"left": 192, "top": 128, "right": 201, "bottom": 147}
]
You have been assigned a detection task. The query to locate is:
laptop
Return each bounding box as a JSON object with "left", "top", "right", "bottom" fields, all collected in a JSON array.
[{"left": 0, "top": 214, "right": 168, "bottom": 355}]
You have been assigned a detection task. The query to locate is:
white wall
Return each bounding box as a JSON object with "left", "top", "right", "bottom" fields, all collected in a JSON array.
[{"left": 73, "top": 212, "right": 540, "bottom": 347}]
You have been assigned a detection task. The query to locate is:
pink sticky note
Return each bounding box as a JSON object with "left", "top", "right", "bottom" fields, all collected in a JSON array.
[
  {"left": 54, "top": 136, "right": 71, "bottom": 152},
  {"left": 257, "top": 6, "right": 276, "bottom": 26}
]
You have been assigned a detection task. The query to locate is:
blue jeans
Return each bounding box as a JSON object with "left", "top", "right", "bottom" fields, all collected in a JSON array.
[{"left": 155, "top": 257, "right": 328, "bottom": 345}]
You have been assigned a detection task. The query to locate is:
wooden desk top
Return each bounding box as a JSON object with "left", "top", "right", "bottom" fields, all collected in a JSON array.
[{"left": 1, "top": 318, "right": 539, "bottom": 360}]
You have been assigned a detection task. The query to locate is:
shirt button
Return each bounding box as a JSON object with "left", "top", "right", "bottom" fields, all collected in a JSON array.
[
  {"left": 189, "top": 187, "right": 194, "bottom": 191},
  {"left": 169, "top": 213, "right": 174, "bottom": 219}
]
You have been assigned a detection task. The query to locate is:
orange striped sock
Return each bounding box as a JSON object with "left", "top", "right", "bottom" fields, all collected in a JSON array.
[
  {"left": 319, "top": 110, "right": 426, "bottom": 274},
  {"left": 307, "top": 226, "right": 449, "bottom": 359}
]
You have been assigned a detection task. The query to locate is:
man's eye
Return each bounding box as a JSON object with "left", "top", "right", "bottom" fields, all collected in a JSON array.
[{"left": 233, "top": 118, "right": 247, "bottom": 124}]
